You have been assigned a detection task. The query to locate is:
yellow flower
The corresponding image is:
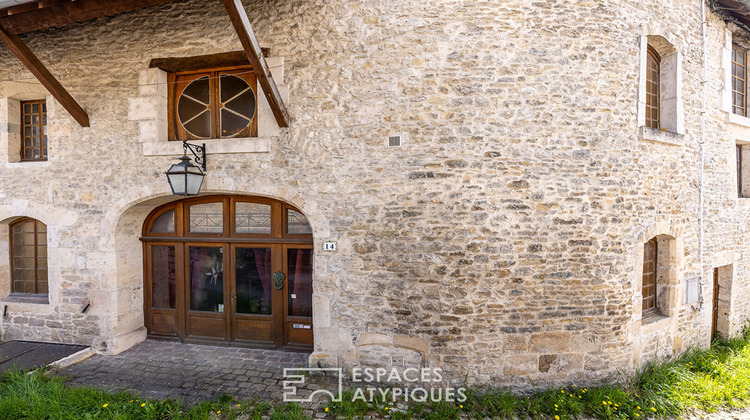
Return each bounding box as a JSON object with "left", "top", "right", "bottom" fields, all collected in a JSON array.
[
  {"left": 555, "top": 404, "right": 558, "bottom": 408},
  {"left": 603, "top": 401, "right": 607, "bottom": 405},
  {"left": 325, "top": 408, "right": 329, "bottom": 412},
  {"left": 141, "top": 403, "right": 146, "bottom": 407},
  {"left": 555, "top": 416, "right": 560, "bottom": 420},
  {"left": 637, "top": 406, "right": 641, "bottom": 410},
  {"left": 237, "top": 404, "right": 241, "bottom": 407},
  {"left": 635, "top": 414, "right": 640, "bottom": 417},
  {"left": 460, "top": 405, "right": 463, "bottom": 409},
  {"left": 102, "top": 404, "right": 108, "bottom": 408},
  {"left": 129, "top": 400, "right": 133, "bottom": 403},
  {"left": 651, "top": 407, "right": 657, "bottom": 412},
  {"left": 385, "top": 407, "right": 389, "bottom": 411},
  {"left": 561, "top": 389, "right": 565, "bottom": 393},
  {"left": 217, "top": 411, "right": 221, "bottom": 414}
]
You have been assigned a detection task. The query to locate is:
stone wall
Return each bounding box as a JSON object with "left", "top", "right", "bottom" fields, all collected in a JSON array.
[{"left": 0, "top": 0, "right": 745, "bottom": 388}]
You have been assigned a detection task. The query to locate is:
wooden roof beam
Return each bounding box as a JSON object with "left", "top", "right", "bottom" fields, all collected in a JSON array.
[
  {"left": 0, "top": 24, "right": 89, "bottom": 127},
  {"left": 221, "top": 0, "right": 289, "bottom": 128}
]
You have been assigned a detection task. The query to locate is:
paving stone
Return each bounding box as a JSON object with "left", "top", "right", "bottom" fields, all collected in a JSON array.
[{"left": 56, "top": 340, "right": 308, "bottom": 406}]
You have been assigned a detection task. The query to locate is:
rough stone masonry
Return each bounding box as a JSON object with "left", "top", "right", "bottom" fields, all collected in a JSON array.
[{"left": 0, "top": 0, "right": 745, "bottom": 390}]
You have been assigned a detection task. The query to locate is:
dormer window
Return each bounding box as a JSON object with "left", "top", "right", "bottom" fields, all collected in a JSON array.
[{"left": 168, "top": 67, "right": 257, "bottom": 141}]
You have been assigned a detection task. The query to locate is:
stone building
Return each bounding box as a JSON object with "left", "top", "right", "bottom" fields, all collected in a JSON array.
[{"left": 0, "top": 0, "right": 748, "bottom": 388}]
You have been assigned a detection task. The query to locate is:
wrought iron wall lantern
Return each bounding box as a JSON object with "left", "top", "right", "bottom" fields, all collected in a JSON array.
[{"left": 166, "top": 141, "right": 206, "bottom": 196}]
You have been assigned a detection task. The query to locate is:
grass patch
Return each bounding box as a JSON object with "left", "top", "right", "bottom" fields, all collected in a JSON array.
[
  {"left": 5, "top": 329, "right": 750, "bottom": 418},
  {"left": 0, "top": 370, "right": 311, "bottom": 419}
]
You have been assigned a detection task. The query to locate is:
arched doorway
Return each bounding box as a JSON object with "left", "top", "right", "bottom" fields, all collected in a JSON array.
[{"left": 141, "top": 195, "right": 313, "bottom": 352}]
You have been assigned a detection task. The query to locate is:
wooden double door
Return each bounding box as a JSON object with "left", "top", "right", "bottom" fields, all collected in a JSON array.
[{"left": 142, "top": 196, "right": 314, "bottom": 352}]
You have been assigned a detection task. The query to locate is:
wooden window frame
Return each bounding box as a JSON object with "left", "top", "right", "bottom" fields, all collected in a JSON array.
[
  {"left": 739, "top": 145, "right": 744, "bottom": 198},
  {"left": 642, "top": 238, "right": 658, "bottom": 318},
  {"left": 9, "top": 217, "right": 47, "bottom": 295},
  {"left": 645, "top": 46, "right": 661, "bottom": 129},
  {"left": 142, "top": 195, "right": 312, "bottom": 242},
  {"left": 167, "top": 66, "right": 258, "bottom": 141},
  {"left": 733, "top": 44, "right": 748, "bottom": 117},
  {"left": 20, "top": 99, "right": 47, "bottom": 161}
]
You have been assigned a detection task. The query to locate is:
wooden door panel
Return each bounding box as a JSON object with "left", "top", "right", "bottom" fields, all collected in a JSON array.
[
  {"left": 150, "top": 310, "right": 179, "bottom": 337},
  {"left": 234, "top": 316, "right": 274, "bottom": 344},
  {"left": 187, "top": 313, "right": 226, "bottom": 339}
]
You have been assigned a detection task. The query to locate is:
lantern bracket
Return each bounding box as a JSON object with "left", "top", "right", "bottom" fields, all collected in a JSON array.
[{"left": 183, "top": 141, "right": 206, "bottom": 172}]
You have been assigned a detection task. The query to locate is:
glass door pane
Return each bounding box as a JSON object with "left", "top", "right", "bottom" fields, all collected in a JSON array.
[
  {"left": 152, "top": 245, "right": 176, "bottom": 309},
  {"left": 288, "top": 249, "right": 313, "bottom": 317},
  {"left": 189, "top": 246, "right": 224, "bottom": 312},
  {"left": 235, "top": 247, "right": 272, "bottom": 315}
]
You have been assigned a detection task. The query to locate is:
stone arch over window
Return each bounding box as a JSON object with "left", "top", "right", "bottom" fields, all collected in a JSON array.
[
  {"left": 140, "top": 195, "right": 314, "bottom": 351},
  {"left": 8, "top": 218, "right": 48, "bottom": 295},
  {"left": 631, "top": 221, "right": 684, "bottom": 367},
  {"left": 638, "top": 34, "right": 684, "bottom": 135}
]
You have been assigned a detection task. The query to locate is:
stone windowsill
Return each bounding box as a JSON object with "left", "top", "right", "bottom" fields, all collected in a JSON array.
[
  {"left": 639, "top": 126, "right": 684, "bottom": 146},
  {"left": 641, "top": 313, "right": 669, "bottom": 333},
  {"left": 1, "top": 293, "right": 49, "bottom": 304},
  {"left": 5, "top": 161, "right": 51, "bottom": 169},
  {"left": 142, "top": 137, "right": 271, "bottom": 156},
  {"left": 728, "top": 112, "right": 750, "bottom": 128}
]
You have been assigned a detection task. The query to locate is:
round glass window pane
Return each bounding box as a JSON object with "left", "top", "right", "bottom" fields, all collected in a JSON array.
[
  {"left": 178, "top": 76, "right": 211, "bottom": 138},
  {"left": 219, "top": 74, "right": 255, "bottom": 137}
]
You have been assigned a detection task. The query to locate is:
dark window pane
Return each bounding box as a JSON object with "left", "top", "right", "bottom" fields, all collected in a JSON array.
[
  {"left": 182, "top": 76, "right": 210, "bottom": 104},
  {"left": 220, "top": 108, "right": 251, "bottom": 137},
  {"left": 220, "top": 74, "right": 250, "bottom": 103},
  {"left": 225, "top": 89, "right": 255, "bottom": 116},
  {"left": 182, "top": 109, "right": 211, "bottom": 138},
  {"left": 189, "top": 246, "right": 224, "bottom": 312},
  {"left": 288, "top": 249, "right": 313, "bottom": 317},
  {"left": 235, "top": 247, "right": 272, "bottom": 315},
  {"left": 152, "top": 246, "right": 176, "bottom": 309}
]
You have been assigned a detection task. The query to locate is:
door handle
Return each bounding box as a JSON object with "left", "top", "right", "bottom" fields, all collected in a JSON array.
[{"left": 273, "top": 271, "right": 285, "bottom": 290}]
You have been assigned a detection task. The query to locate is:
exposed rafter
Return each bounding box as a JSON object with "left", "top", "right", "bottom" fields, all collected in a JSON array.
[
  {"left": 0, "top": 24, "right": 89, "bottom": 127},
  {"left": 0, "top": 0, "right": 177, "bottom": 35},
  {"left": 221, "top": 0, "right": 289, "bottom": 128}
]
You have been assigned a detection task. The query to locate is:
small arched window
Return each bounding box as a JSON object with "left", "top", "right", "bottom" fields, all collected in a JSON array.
[
  {"left": 645, "top": 46, "right": 661, "bottom": 129},
  {"left": 642, "top": 237, "right": 658, "bottom": 317},
  {"left": 9, "top": 218, "right": 47, "bottom": 294}
]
